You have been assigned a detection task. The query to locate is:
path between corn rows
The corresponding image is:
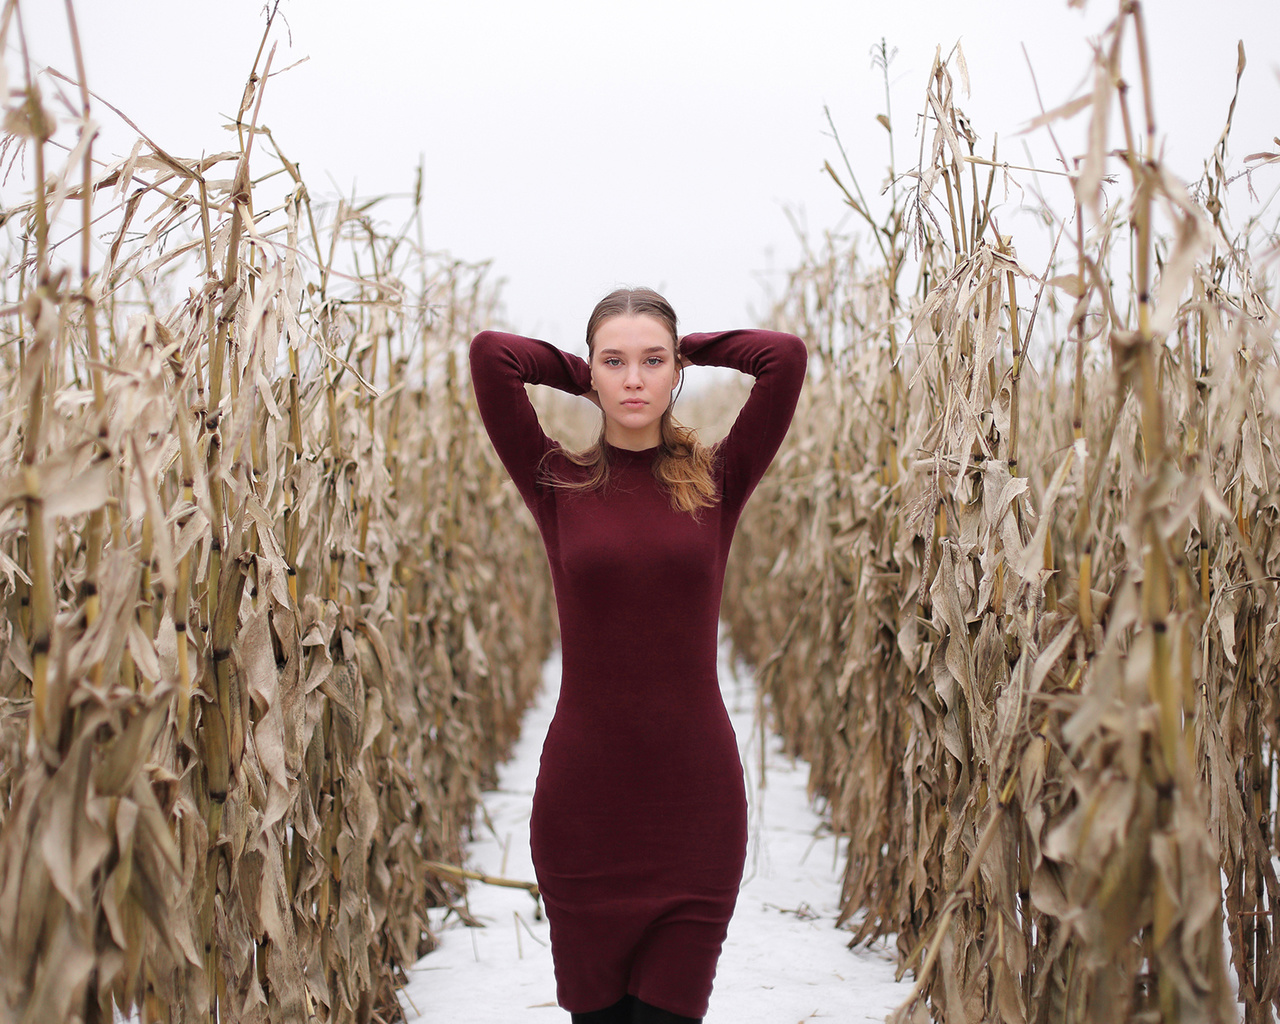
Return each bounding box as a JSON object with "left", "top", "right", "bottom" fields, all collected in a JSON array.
[{"left": 400, "top": 637, "right": 909, "bottom": 1023}]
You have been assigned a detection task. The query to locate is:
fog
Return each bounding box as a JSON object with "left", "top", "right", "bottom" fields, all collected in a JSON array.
[{"left": 14, "top": 1, "right": 1280, "bottom": 343}]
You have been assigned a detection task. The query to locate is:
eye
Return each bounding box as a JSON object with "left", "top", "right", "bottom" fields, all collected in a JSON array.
[
  {"left": 603, "top": 357, "right": 622, "bottom": 367},
  {"left": 646, "top": 356, "right": 665, "bottom": 366}
]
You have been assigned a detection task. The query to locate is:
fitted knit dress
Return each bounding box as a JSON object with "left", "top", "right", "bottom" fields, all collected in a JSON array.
[{"left": 469, "top": 327, "right": 806, "bottom": 1019}]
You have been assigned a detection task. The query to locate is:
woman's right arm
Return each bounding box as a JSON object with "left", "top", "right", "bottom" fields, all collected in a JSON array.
[{"left": 469, "top": 330, "right": 592, "bottom": 505}]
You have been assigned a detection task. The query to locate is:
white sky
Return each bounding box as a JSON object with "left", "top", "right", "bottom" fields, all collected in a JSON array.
[{"left": 13, "top": 0, "right": 1280, "bottom": 344}]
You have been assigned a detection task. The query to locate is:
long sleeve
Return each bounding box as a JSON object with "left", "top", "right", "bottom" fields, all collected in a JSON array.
[
  {"left": 680, "top": 329, "right": 807, "bottom": 512},
  {"left": 470, "top": 330, "right": 592, "bottom": 507}
]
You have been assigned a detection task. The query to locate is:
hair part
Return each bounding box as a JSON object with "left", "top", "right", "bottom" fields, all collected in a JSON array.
[{"left": 542, "top": 286, "right": 717, "bottom": 515}]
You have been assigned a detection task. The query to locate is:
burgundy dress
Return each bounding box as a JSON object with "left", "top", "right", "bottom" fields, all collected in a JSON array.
[{"left": 469, "top": 328, "right": 806, "bottom": 1018}]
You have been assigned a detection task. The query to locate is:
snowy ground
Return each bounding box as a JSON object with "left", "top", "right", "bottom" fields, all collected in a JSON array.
[{"left": 398, "top": 637, "right": 909, "bottom": 1023}]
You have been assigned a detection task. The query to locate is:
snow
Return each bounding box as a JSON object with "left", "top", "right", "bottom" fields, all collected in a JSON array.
[{"left": 399, "top": 636, "right": 909, "bottom": 1023}]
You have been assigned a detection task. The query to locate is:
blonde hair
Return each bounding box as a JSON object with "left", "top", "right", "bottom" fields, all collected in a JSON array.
[{"left": 542, "top": 287, "right": 717, "bottom": 515}]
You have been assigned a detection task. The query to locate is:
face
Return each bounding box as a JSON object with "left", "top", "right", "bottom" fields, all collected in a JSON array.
[{"left": 589, "top": 314, "right": 681, "bottom": 450}]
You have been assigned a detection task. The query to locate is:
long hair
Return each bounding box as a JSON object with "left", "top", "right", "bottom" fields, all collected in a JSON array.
[{"left": 543, "top": 287, "right": 717, "bottom": 515}]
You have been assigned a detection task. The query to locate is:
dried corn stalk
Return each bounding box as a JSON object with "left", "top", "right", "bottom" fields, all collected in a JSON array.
[
  {"left": 0, "top": 6, "right": 553, "bottom": 1022},
  {"left": 726, "top": 6, "right": 1277, "bottom": 1022}
]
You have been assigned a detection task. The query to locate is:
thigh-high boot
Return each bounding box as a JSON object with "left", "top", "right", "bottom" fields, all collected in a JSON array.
[
  {"left": 630, "top": 998, "right": 701, "bottom": 1024},
  {"left": 571, "top": 994, "right": 636, "bottom": 1023}
]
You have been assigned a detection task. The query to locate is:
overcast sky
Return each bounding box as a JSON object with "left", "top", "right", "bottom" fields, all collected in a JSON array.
[{"left": 15, "top": 1, "right": 1280, "bottom": 344}]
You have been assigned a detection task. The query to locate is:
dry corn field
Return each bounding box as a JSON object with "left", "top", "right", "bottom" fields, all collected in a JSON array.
[
  {"left": 725, "top": 7, "right": 1280, "bottom": 1024},
  {"left": 0, "top": 4, "right": 557, "bottom": 1022},
  {"left": 1, "top": 1, "right": 1278, "bottom": 1024}
]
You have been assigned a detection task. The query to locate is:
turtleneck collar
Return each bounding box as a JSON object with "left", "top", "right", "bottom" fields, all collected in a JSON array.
[{"left": 603, "top": 439, "right": 660, "bottom": 461}]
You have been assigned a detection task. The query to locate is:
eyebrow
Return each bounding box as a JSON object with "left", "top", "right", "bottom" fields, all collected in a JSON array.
[{"left": 598, "top": 346, "right": 670, "bottom": 355}]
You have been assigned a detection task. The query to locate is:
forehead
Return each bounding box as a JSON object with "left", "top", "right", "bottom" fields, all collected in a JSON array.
[{"left": 593, "top": 314, "right": 674, "bottom": 353}]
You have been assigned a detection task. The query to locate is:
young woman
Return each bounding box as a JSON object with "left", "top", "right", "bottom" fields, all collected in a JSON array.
[{"left": 469, "top": 287, "right": 806, "bottom": 1024}]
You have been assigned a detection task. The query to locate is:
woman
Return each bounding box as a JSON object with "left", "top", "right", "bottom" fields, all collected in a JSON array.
[{"left": 469, "top": 287, "right": 806, "bottom": 1023}]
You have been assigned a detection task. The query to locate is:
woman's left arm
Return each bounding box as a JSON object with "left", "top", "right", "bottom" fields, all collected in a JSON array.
[{"left": 679, "top": 329, "right": 808, "bottom": 511}]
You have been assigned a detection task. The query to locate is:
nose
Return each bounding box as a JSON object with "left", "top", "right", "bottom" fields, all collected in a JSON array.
[{"left": 624, "top": 364, "right": 643, "bottom": 389}]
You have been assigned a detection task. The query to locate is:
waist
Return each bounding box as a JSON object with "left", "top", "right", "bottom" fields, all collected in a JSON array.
[{"left": 542, "top": 694, "right": 737, "bottom": 763}]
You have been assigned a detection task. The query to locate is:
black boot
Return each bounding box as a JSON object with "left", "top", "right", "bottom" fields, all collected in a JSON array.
[
  {"left": 571, "top": 994, "right": 636, "bottom": 1023},
  {"left": 631, "top": 998, "right": 701, "bottom": 1024}
]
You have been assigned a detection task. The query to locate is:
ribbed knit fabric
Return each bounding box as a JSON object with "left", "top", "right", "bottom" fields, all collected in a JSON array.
[{"left": 469, "top": 328, "right": 806, "bottom": 1018}]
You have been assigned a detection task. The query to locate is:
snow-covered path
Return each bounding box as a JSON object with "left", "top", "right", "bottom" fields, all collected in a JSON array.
[{"left": 399, "top": 638, "right": 908, "bottom": 1023}]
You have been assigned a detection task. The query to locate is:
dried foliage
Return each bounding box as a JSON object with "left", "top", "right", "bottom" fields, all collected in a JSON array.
[
  {"left": 0, "top": 6, "right": 553, "bottom": 1023},
  {"left": 726, "top": 6, "right": 1279, "bottom": 1023}
]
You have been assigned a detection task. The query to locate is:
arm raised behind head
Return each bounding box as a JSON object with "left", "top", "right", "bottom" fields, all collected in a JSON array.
[
  {"left": 469, "top": 330, "right": 594, "bottom": 506},
  {"left": 678, "top": 329, "right": 808, "bottom": 512}
]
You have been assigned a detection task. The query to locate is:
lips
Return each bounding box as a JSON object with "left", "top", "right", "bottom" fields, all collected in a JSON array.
[{"left": 622, "top": 399, "right": 647, "bottom": 407}]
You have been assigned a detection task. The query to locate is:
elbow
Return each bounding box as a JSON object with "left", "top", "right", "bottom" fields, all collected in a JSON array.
[
  {"left": 779, "top": 332, "right": 808, "bottom": 379},
  {"left": 469, "top": 330, "right": 503, "bottom": 371},
  {"left": 782, "top": 332, "right": 808, "bottom": 363},
  {"left": 470, "top": 329, "right": 498, "bottom": 355}
]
